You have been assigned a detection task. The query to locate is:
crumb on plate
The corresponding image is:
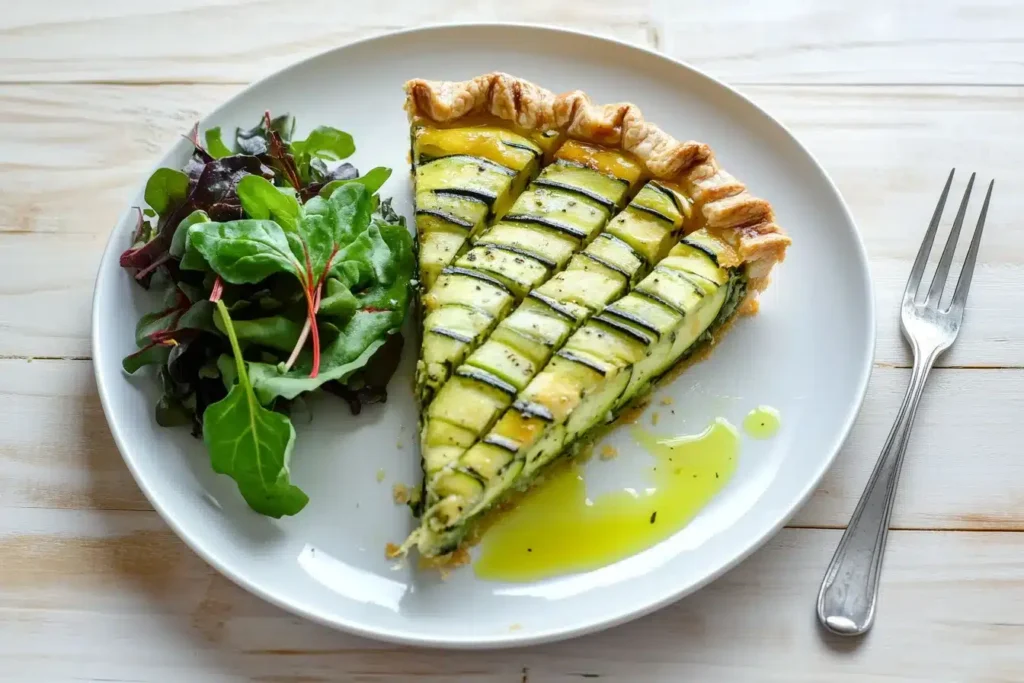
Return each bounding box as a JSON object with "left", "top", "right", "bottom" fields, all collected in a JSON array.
[
  {"left": 392, "top": 483, "right": 410, "bottom": 504},
  {"left": 376, "top": 468, "right": 386, "bottom": 483},
  {"left": 600, "top": 444, "right": 618, "bottom": 461},
  {"left": 660, "top": 396, "right": 673, "bottom": 406},
  {"left": 651, "top": 411, "right": 660, "bottom": 426}
]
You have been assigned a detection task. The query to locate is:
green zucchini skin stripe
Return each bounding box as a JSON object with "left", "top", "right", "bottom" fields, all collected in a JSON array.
[
  {"left": 415, "top": 208, "right": 474, "bottom": 229},
  {"left": 440, "top": 266, "right": 513, "bottom": 295},
  {"left": 411, "top": 231, "right": 745, "bottom": 558},
  {"left": 415, "top": 151, "right": 636, "bottom": 409},
  {"left": 419, "top": 154, "right": 518, "bottom": 176},
  {"left": 411, "top": 182, "right": 702, "bottom": 555}
]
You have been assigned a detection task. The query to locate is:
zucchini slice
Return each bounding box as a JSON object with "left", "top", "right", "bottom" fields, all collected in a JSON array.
[
  {"left": 413, "top": 229, "right": 748, "bottom": 556},
  {"left": 412, "top": 125, "right": 541, "bottom": 289},
  {"left": 414, "top": 142, "right": 642, "bottom": 405},
  {"left": 413, "top": 182, "right": 693, "bottom": 533}
]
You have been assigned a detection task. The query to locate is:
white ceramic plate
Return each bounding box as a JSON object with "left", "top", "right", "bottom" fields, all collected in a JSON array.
[{"left": 92, "top": 24, "right": 873, "bottom": 648}]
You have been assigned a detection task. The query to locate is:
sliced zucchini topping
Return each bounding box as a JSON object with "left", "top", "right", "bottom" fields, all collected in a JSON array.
[
  {"left": 413, "top": 229, "right": 747, "bottom": 556},
  {"left": 412, "top": 126, "right": 542, "bottom": 289},
  {"left": 414, "top": 143, "right": 643, "bottom": 405},
  {"left": 412, "top": 182, "right": 693, "bottom": 546},
  {"left": 413, "top": 125, "right": 542, "bottom": 170}
]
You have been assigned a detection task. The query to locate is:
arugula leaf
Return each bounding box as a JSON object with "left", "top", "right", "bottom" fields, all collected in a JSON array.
[
  {"left": 203, "top": 300, "right": 308, "bottom": 518},
  {"left": 318, "top": 166, "right": 392, "bottom": 199},
  {"left": 204, "top": 127, "right": 234, "bottom": 159},
  {"left": 236, "top": 175, "right": 301, "bottom": 233},
  {"left": 144, "top": 168, "right": 189, "bottom": 215}
]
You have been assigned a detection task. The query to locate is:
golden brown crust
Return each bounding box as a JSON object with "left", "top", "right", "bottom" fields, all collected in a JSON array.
[
  {"left": 405, "top": 72, "right": 711, "bottom": 180},
  {"left": 405, "top": 72, "right": 791, "bottom": 306}
]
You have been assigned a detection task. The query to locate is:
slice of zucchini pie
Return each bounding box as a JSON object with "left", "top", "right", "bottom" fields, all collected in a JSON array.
[{"left": 402, "top": 73, "right": 791, "bottom": 560}]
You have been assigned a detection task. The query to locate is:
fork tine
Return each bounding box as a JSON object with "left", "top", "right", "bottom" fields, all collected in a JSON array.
[
  {"left": 923, "top": 172, "right": 976, "bottom": 306},
  {"left": 947, "top": 179, "right": 994, "bottom": 316},
  {"left": 905, "top": 169, "right": 955, "bottom": 303}
]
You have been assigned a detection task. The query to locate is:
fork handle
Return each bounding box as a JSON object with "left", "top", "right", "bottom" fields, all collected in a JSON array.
[{"left": 816, "top": 352, "right": 937, "bottom": 636}]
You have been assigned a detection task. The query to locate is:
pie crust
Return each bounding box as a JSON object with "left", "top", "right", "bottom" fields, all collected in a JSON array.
[{"left": 405, "top": 72, "right": 790, "bottom": 309}]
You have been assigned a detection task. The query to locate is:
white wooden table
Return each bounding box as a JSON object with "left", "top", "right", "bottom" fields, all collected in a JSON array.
[{"left": 2, "top": 2, "right": 1023, "bottom": 681}]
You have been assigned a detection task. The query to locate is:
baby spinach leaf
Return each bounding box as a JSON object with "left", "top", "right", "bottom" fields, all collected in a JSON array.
[
  {"left": 184, "top": 219, "right": 302, "bottom": 284},
  {"left": 144, "top": 168, "right": 189, "bottom": 215},
  {"left": 291, "top": 126, "right": 355, "bottom": 162},
  {"left": 318, "top": 278, "right": 357, "bottom": 321},
  {"left": 247, "top": 219, "right": 414, "bottom": 402},
  {"left": 236, "top": 175, "right": 301, "bottom": 233},
  {"left": 203, "top": 300, "right": 308, "bottom": 518},
  {"left": 204, "top": 127, "right": 234, "bottom": 159},
  {"left": 248, "top": 335, "right": 387, "bottom": 403},
  {"left": 123, "top": 343, "right": 172, "bottom": 374},
  {"left": 213, "top": 314, "right": 303, "bottom": 353},
  {"left": 170, "top": 210, "right": 211, "bottom": 259},
  {"left": 318, "top": 166, "right": 392, "bottom": 199},
  {"left": 155, "top": 393, "right": 193, "bottom": 427},
  {"left": 290, "top": 126, "right": 355, "bottom": 186}
]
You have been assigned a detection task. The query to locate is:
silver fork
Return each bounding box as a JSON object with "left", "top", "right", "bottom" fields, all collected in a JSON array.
[{"left": 816, "top": 169, "right": 994, "bottom": 637}]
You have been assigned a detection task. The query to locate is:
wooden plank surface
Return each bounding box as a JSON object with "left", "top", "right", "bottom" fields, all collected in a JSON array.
[
  {"left": 0, "top": 511, "right": 1020, "bottom": 682},
  {"left": 1, "top": 84, "right": 1021, "bottom": 366},
  {"left": 2, "top": 1, "right": 1023, "bottom": 680},
  {"left": 0, "top": 1, "right": 654, "bottom": 84},
  {"left": 3, "top": 1, "right": 1024, "bottom": 85}
]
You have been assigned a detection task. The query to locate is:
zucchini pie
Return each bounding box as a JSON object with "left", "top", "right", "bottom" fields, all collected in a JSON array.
[{"left": 402, "top": 72, "right": 790, "bottom": 559}]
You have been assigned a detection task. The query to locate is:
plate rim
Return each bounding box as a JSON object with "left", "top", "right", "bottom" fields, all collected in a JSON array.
[{"left": 91, "top": 21, "right": 876, "bottom": 649}]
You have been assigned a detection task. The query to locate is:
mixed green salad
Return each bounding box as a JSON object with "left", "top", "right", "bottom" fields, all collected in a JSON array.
[{"left": 119, "top": 113, "right": 414, "bottom": 518}]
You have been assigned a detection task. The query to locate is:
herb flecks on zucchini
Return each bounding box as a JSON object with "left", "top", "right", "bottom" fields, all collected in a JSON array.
[
  {"left": 412, "top": 125, "right": 543, "bottom": 290},
  {"left": 417, "top": 181, "right": 691, "bottom": 493},
  {"left": 414, "top": 230, "right": 745, "bottom": 556},
  {"left": 415, "top": 139, "right": 642, "bottom": 406}
]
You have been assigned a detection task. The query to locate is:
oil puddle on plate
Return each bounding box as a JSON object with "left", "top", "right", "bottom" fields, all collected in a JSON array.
[{"left": 475, "top": 408, "right": 781, "bottom": 582}]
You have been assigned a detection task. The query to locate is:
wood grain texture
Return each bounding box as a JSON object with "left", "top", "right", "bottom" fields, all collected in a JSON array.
[
  {"left": 3, "top": 359, "right": 1022, "bottom": 530},
  {"left": 0, "top": 510, "right": 1020, "bottom": 682},
  {"left": 0, "top": 1, "right": 654, "bottom": 83},
  {"left": 2, "top": 3, "right": 1024, "bottom": 678},
  {"left": 655, "top": 0, "right": 1024, "bottom": 85},
  {"left": 4, "top": 1, "right": 1024, "bottom": 85},
  {"left": 0, "top": 84, "right": 1020, "bottom": 365}
]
